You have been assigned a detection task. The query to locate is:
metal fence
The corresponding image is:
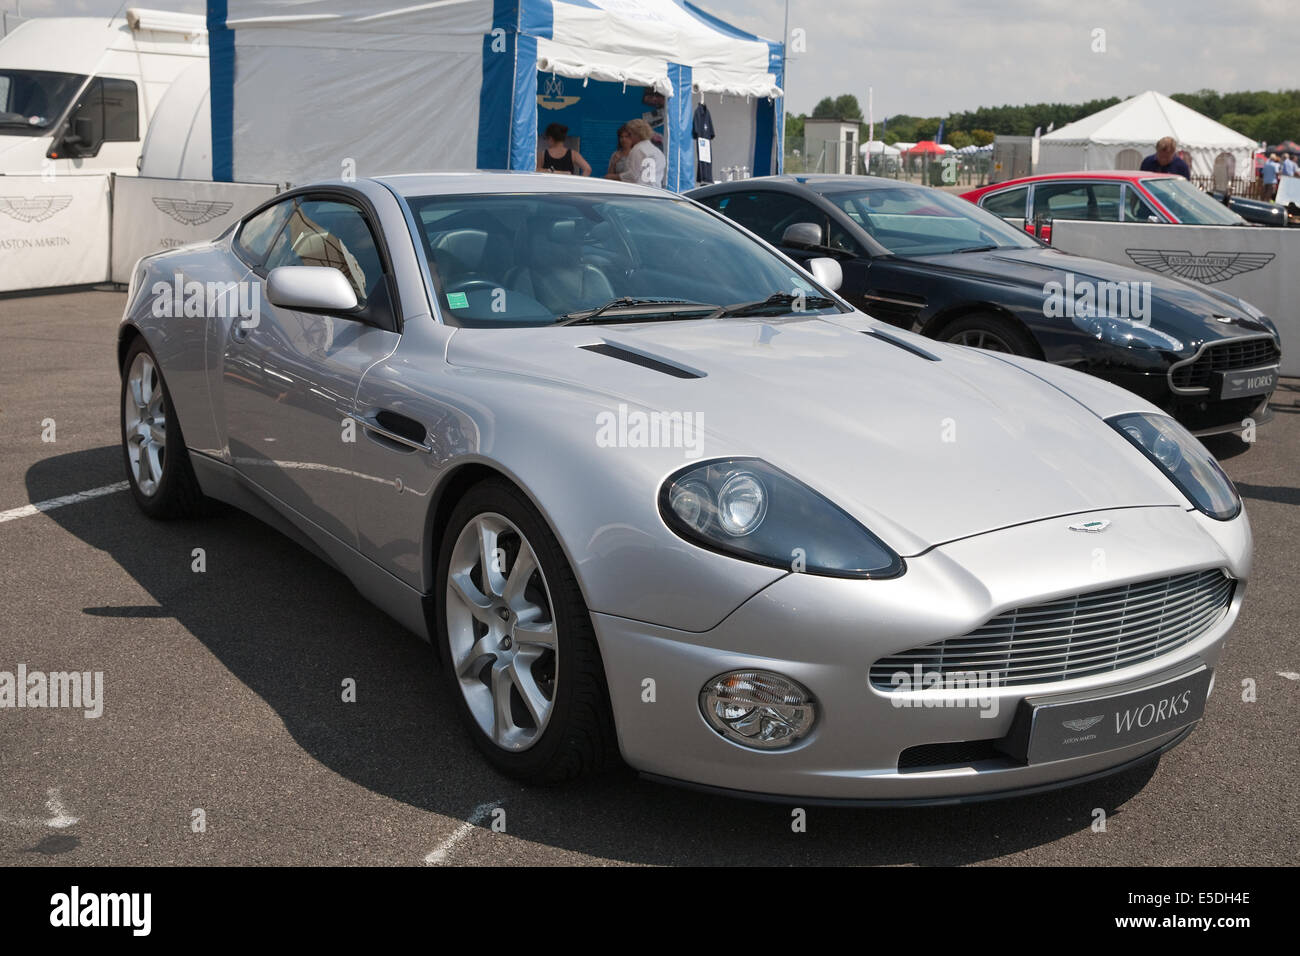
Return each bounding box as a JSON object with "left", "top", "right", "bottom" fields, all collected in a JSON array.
[{"left": 784, "top": 136, "right": 993, "bottom": 186}]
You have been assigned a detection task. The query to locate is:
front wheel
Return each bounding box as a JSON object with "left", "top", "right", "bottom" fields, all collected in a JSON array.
[
  {"left": 435, "top": 479, "right": 617, "bottom": 784},
  {"left": 940, "top": 312, "right": 1038, "bottom": 356},
  {"left": 120, "top": 337, "right": 206, "bottom": 518}
]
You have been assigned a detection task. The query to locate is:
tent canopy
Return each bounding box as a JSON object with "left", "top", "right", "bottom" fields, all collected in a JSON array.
[
  {"left": 209, "top": 0, "right": 783, "bottom": 191},
  {"left": 1037, "top": 90, "right": 1256, "bottom": 178}
]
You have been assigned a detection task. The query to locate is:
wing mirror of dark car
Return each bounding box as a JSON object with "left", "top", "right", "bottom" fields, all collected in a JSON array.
[
  {"left": 805, "top": 257, "right": 843, "bottom": 292},
  {"left": 781, "top": 222, "right": 825, "bottom": 250},
  {"left": 267, "top": 266, "right": 360, "bottom": 315}
]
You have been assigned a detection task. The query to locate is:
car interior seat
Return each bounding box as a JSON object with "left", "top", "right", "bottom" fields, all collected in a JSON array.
[{"left": 505, "top": 218, "right": 614, "bottom": 314}]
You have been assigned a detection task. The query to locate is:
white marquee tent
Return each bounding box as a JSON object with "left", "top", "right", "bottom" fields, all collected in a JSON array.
[
  {"left": 207, "top": 0, "right": 784, "bottom": 190},
  {"left": 1036, "top": 91, "right": 1256, "bottom": 178}
]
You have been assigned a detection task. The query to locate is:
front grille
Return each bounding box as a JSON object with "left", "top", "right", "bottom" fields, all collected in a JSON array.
[
  {"left": 1171, "top": 337, "right": 1280, "bottom": 390},
  {"left": 870, "top": 569, "right": 1234, "bottom": 690}
]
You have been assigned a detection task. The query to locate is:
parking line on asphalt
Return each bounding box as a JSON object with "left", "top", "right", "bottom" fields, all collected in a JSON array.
[
  {"left": 0, "top": 481, "right": 129, "bottom": 524},
  {"left": 423, "top": 800, "right": 501, "bottom": 865}
]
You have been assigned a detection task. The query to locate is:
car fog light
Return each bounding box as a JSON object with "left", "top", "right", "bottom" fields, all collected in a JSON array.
[{"left": 699, "top": 670, "right": 815, "bottom": 750}]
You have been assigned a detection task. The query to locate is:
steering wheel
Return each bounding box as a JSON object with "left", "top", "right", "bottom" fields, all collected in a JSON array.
[{"left": 444, "top": 279, "right": 499, "bottom": 295}]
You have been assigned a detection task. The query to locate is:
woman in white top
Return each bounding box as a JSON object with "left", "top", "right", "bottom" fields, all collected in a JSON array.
[{"left": 610, "top": 118, "right": 666, "bottom": 187}]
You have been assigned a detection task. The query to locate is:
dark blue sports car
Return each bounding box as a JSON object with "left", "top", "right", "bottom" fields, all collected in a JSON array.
[{"left": 689, "top": 175, "right": 1282, "bottom": 436}]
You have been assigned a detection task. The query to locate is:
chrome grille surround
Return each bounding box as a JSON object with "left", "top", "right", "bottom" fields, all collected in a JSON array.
[
  {"left": 1169, "top": 335, "right": 1281, "bottom": 392},
  {"left": 870, "top": 569, "right": 1235, "bottom": 690}
]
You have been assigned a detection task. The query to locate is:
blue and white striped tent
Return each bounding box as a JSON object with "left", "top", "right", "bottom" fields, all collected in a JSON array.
[{"left": 207, "top": 0, "right": 784, "bottom": 190}]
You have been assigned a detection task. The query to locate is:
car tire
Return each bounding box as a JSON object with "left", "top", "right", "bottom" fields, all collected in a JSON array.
[
  {"left": 120, "top": 337, "right": 206, "bottom": 519},
  {"left": 435, "top": 478, "right": 618, "bottom": 784},
  {"left": 940, "top": 312, "right": 1039, "bottom": 357}
]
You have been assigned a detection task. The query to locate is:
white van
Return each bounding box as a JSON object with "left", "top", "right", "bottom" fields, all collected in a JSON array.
[{"left": 0, "top": 8, "right": 207, "bottom": 177}]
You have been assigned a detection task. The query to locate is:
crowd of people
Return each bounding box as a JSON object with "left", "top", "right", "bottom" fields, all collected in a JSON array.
[
  {"left": 536, "top": 120, "right": 667, "bottom": 187},
  {"left": 1258, "top": 150, "right": 1298, "bottom": 201}
]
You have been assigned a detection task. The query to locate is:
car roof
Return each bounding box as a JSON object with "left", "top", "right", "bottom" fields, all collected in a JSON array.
[
  {"left": 375, "top": 171, "right": 669, "bottom": 198},
  {"left": 691, "top": 174, "right": 916, "bottom": 194},
  {"left": 969, "top": 171, "right": 1181, "bottom": 194}
]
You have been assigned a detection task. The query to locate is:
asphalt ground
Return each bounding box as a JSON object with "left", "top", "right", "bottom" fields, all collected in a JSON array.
[{"left": 0, "top": 289, "right": 1295, "bottom": 866}]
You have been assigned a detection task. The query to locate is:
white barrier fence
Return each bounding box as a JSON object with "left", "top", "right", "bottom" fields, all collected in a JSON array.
[
  {"left": 1050, "top": 220, "right": 1299, "bottom": 377},
  {"left": 0, "top": 175, "right": 112, "bottom": 293},
  {"left": 110, "top": 177, "right": 278, "bottom": 283},
  {"left": 0, "top": 174, "right": 278, "bottom": 294}
]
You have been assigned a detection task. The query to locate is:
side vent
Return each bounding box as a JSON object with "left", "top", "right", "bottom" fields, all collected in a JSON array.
[
  {"left": 579, "top": 343, "right": 704, "bottom": 379},
  {"left": 862, "top": 328, "right": 941, "bottom": 362}
]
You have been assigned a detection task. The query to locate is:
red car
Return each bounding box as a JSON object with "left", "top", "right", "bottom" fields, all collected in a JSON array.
[{"left": 962, "top": 171, "right": 1245, "bottom": 243}]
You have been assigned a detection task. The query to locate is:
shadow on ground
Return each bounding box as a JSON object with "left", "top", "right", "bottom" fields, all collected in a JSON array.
[{"left": 29, "top": 445, "right": 1163, "bottom": 865}]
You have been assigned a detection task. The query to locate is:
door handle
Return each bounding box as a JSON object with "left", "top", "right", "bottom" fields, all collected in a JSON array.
[{"left": 360, "top": 410, "right": 432, "bottom": 454}]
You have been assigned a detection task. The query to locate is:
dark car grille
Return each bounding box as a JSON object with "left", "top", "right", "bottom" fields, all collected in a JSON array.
[
  {"left": 870, "top": 569, "right": 1234, "bottom": 690},
  {"left": 1171, "top": 337, "right": 1281, "bottom": 390}
]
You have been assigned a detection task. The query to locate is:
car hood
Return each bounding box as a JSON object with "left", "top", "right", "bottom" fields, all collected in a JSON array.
[
  {"left": 909, "top": 246, "right": 1277, "bottom": 345},
  {"left": 446, "top": 314, "right": 1185, "bottom": 555}
]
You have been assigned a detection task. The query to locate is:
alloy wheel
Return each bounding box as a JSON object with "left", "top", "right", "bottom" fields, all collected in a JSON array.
[
  {"left": 123, "top": 351, "right": 167, "bottom": 496},
  {"left": 445, "top": 513, "right": 558, "bottom": 751}
]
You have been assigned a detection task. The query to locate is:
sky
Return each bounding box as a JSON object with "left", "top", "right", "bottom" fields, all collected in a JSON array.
[{"left": 10, "top": 0, "right": 1300, "bottom": 119}]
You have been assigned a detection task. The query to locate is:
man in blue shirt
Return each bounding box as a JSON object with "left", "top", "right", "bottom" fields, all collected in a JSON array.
[
  {"left": 1260, "top": 153, "right": 1279, "bottom": 200},
  {"left": 1282, "top": 153, "right": 1298, "bottom": 178},
  {"left": 1140, "top": 137, "right": 1191, "bottom": 179}
]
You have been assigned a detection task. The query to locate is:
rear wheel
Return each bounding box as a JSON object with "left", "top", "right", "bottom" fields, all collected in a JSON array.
[
  {"left": 435, "top": 479, "right": 617, "bottom": 784},
  {"left": 941, "top": 312, "right": 1038, "bottom": 357},
  {"left": 120, "top": 338, "right": 206, "bottom": 518}
]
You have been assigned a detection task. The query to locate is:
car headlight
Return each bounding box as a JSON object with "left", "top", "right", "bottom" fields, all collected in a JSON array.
[
  {"left": 659, "top": 458, "right": 903, "bottom": 577},
  {"left": 1108, "top": 413, "right": 1241, "bottom": 520},
  {"left": 1073, "top": 314, "right": 1184, "bottom": 351}
]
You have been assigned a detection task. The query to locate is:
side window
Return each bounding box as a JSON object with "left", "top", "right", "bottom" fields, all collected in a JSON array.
[
  {"left": 1124, "top": 187, "right": 1161, "bottom": 223},
  {"left": 263, "top": 199, "right": 387, "bottom": 307},
  {"left": 65, "top": 77, "right": 138, "bottom": 152},
  {"left": 1033, "top": 182, "right": 1122, "bottom": 222},
  {"left": 235, "top": 200, "right": 294, "bottom": 265},
  {"left": 708, "top": 191, "right": 828, "bottom": 248},
  {"left": 980, "top": 187, "right": 1028, "bottom": 219}
]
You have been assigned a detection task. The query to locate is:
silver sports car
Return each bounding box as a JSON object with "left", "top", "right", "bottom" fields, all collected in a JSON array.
[{"left": 118, "top": 173, "right": 1250, "bottom": 804}]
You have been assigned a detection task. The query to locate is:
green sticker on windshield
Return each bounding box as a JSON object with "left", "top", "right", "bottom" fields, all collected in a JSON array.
[{"left": 447, "top": 292, "right": 469, "bottom": 309}]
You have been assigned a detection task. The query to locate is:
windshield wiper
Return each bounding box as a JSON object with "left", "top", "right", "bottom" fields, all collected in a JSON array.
[
  {"left": 713, "top": 291, "right": 837, "bottom": 318},
  {"left": 949, "top": 244, "right": 999, "bottom": 254},
  {"left": 555, "top": 297, "right": 718, "bottom": 326}
]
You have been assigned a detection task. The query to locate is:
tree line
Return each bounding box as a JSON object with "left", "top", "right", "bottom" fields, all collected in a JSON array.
[{"left": 788, "top": 90, "right": 1300, "bottom": 148}]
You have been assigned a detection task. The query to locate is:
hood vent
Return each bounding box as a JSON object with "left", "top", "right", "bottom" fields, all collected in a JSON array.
[
  {"left": 580, "top": 343, "right": 704, "bottom": 379},
  {"left": 863, "top": 328, "right": 941, "bottom": 362}
]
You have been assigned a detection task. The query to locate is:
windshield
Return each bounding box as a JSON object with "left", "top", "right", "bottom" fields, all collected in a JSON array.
[
  {"left": 406, "top": 192, "right": 844, "bottom": 328},
  {"left": 0, "top": 69, "right": 86, "bottom": 133},
  {"left": 816, "top": 184, "right": 1041, "bottom": 256},
  {"left": 1142, "top": 178, "right": 1245, "bottom": 226}
]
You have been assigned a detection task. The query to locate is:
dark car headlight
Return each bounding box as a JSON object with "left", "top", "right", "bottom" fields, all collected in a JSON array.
[
  {"left": 1108, "top": 413, "right": 1241, "bottom": 520},
  {"left": 659, "top": 458, "right": 903, "bottom": 578},
  {"left": 1074, "top": 314, "right": 1185, "bottom": 351}
]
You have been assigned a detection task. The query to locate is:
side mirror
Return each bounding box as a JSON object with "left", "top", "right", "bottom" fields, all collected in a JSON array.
[
  {"left": 49, "top": 117, "right": 95, "bottom": 159},
  {"left": 781, "top": 221, "right": 824, "bottom": 250},
  {"left": 267, "top": 266, "right": 359, "bottom": 314},
  {"left": 806, "top": 257, "right": 842, "bottom": 292}
]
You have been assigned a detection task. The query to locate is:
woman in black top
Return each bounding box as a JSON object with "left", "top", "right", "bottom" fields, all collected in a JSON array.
[{"left": 538, "top": 123, "right": 592, "bottom": 176}]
